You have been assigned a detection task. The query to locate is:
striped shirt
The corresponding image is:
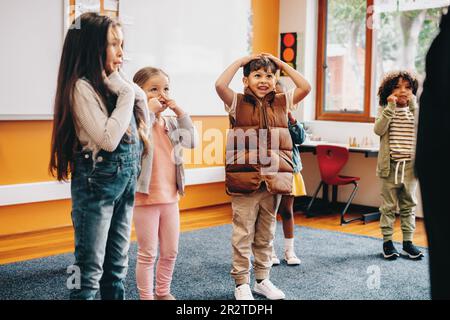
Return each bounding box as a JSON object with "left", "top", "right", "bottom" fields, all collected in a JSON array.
[{"left": 389, "top": 106, "right": 415, "bottom": 161}]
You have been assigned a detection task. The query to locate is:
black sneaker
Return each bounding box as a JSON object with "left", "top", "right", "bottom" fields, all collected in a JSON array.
[
  {"left": 383, "top": 240, "right": 400, "bottom": 260},
  {"left": 402, "top": 241, "right": 424, "bottom": 260}
]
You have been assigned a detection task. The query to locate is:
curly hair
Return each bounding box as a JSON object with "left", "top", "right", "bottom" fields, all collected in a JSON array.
[{"left": 377, "top": 70, "right": 419, "bottom": 106}]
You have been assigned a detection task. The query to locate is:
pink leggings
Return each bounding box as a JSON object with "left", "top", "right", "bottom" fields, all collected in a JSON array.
[{"left": 133, "top": 202, "right": 180, "bottom": 300}]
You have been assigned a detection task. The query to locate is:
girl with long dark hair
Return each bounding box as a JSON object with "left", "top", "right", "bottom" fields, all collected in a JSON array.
[{"left": 49, "top": 12, "right": 152, "bottom": 300}]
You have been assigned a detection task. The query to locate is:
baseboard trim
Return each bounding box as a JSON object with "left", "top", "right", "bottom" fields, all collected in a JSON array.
[{"left": 0, "top": 166, "right": 225, "bottom": 206}]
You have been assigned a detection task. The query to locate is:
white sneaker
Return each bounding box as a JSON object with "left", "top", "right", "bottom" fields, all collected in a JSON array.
[
  {"left": 253, "top": 279, "right": 285, "bottom": 300},
  {"left": 234, "top": 284, "right": 254, "bottom": 300},
  {"left": 272, "top": 252, "right": 280, "bottom": 266},
  {"left": 284, "top": 250, "right": 301, "bottom": 265}
]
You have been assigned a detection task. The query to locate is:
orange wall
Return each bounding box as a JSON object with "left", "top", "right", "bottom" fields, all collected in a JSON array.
[
  {"left": 252, "top": 0, "right": 280, "bottom": 55},
  {"left": 0, "top": 118, "right": 230, "bottom": 185},
  {"left": 0, "top": 0, "right": 280, "bottom": 235},
  {"left": 0, "top": 121, "right": 53, "bottom": 185},
  {"left": 184, "top": 116, "right": 229, "bottom": 169}
]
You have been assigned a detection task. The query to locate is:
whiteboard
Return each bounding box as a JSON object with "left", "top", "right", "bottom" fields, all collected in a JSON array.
[
  {"left": 0, "top": 0, "right": 250, "bottom": 120},
  {"left": 0, "top": 0, "right": 64, "bottom": 120},
  {"left": 119, "top": 0, "right": 251, "bottom": 116}
]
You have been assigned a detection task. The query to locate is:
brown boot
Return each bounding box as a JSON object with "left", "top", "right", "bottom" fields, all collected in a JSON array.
[{"left": 155, "top": 293, "right": 176, "bottom": 300}]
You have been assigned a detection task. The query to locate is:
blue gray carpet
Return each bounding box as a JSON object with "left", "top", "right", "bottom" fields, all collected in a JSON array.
[{"left": 0, "top": 223, "right": 430, "bottom": 300}]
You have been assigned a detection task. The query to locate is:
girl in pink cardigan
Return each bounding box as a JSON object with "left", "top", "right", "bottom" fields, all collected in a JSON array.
[{"left": 133, "top": 67, "right": 198, "bottom": 300}]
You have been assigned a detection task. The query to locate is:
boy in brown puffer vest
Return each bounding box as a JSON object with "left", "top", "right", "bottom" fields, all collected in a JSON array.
[{"left": 215, "top": 53, "right": 310, "bottom": 300}]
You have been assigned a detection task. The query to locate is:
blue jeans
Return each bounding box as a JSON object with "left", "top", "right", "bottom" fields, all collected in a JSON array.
[{"left": 70, "top": 133, "right": 141, "bottom": 299}]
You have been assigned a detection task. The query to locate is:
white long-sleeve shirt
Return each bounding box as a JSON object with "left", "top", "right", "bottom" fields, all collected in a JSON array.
[{"left": 72, "top": 71, "right": 151, "bottom": 157}]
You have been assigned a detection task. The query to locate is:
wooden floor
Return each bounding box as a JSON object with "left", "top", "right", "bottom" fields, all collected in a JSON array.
[
  {"left": 0, "top": 203, "right": 427, "bottom": 265},
  {"left": 292, "top": 211, "right": 428, "bottom": 247},
  {"left": 180, "top": 204, "right": 428, "bottom": 247}
]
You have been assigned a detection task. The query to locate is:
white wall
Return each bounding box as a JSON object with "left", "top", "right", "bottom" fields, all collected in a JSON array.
[
  {"left": 119, "top": 0, "right": 251, "bottom": 116},
  {"left": 304, "top": 120, "right": 379, "bottom": 146},
  {"left": 279, "top": 0, "right": 317, "bottom": 122},
  {"left": 280, "top": 0, "right": 423, "bottom": 217},
  {"left": 0, "top": 0, "right": 250, "bottom": 119},
  {"left": 0, "top": 0, "right": 63, "bottom": 120},
  {"left": 301, "top": 149, "right": 424, "bottom": 218},
  {"left": 300, "top": 121, "right": 383, "bottom": 209}
]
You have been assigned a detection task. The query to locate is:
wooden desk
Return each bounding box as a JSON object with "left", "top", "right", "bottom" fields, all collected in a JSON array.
[{"left": 297, "top": 141, "right": 381, "bottom": 224}]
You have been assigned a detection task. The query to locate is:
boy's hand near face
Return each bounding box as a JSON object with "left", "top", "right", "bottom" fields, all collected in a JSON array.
[
  {"left": 387, "top": 94, "right": 398, "bottom": 105},
  {"left": 407, "top": 92, "right": 416, "bottom": 107},
  {"left": 383, "top": 93, "right": 398, "bottom": 117}
]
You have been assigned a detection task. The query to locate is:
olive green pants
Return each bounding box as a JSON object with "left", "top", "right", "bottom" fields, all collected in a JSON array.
[{"left": 379, "top": 160, "right": 418, "bottom": 242}]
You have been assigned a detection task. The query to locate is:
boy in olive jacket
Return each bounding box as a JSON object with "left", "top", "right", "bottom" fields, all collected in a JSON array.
[{"left": 374, "top": 71, "right": 424, "bottom": 261}]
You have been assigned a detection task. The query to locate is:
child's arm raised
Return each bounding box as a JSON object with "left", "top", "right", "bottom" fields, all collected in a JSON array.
[
  {"left": 407, "top": 93, "right": 418, "bottom": 111},
  {"left": 374, "top": 94, "right": 396, "bottom": 136},
  {"left": 215, "top": 54, "right": 260, "bottom": 106},
  {"left": 119, "top": 69, "right": 155, "bottom": 126},
  {"left": 264, "top": 53, "right": 311, "bottom": 106},
  {"left": 165, "top": 98, "right": 199, "bottom": 149},
  {"left": 73, "top": 71, "right": 135, "bottom": 152}
]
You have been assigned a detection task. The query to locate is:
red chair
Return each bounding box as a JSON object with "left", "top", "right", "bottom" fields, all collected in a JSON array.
[{"left": 306, "top": 145, "right": 361, "bottom": 225}]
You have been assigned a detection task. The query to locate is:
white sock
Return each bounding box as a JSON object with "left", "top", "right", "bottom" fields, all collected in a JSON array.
[
  {"left": 284, "top": 238, "right": 294, "bottom": 253},
  {"left": 271, "top": 245, "right": 277, "bottom": 256}
]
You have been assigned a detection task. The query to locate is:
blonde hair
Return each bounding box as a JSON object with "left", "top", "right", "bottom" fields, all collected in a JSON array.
[
  {"left": 133, "top": 67, "right": 169, "bottom": 87},
  {"left": 132, "top": 67, "right": 170, "bottom": 155}
]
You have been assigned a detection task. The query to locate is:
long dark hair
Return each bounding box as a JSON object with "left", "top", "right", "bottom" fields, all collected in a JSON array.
[{"left": 49, "top": 12, "right": 148, "bottom": 181}]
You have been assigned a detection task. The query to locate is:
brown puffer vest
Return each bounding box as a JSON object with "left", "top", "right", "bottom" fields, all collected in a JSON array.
[{"left": 225, "top": 88, "right": 294, "bottom": 195}]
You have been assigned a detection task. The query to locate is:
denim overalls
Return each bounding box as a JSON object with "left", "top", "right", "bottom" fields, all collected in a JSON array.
[{"left": 70, "top": 114, "right": 141, "bottom": 300}]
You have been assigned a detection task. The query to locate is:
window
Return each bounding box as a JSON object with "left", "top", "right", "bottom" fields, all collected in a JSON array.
[
  {"left": 371, "top": 0, "right": 447, "bottom": 116},
  {"left": 316, "top": 0, "right": 447, "bottom": 122}
]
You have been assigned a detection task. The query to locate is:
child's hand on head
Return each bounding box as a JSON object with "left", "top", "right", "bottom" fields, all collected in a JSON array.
[
  {"left": 261, "top": 53, "right": 283, "bottom": 69},
  {"left": 240, "top": 54, "right": 262, "bottom": 67}
]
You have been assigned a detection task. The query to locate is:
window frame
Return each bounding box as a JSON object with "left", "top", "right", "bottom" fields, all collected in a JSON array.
[{"left": 315, "top": 0, "right": 375, "bottom": 122}]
